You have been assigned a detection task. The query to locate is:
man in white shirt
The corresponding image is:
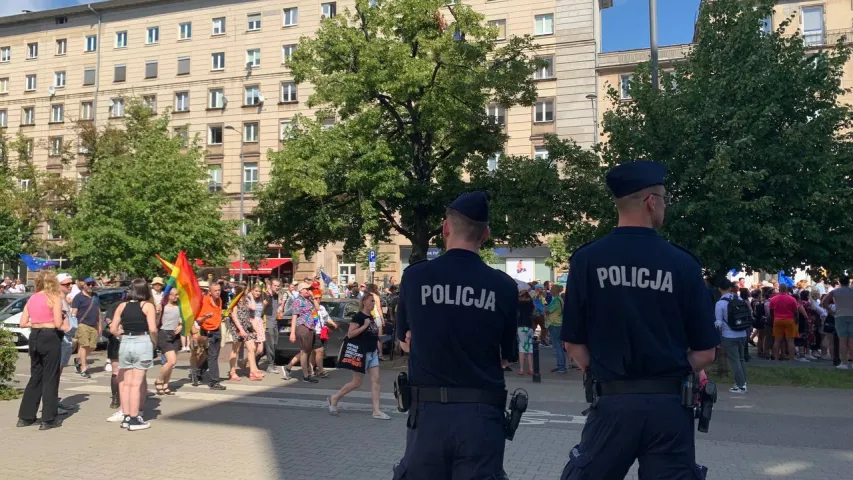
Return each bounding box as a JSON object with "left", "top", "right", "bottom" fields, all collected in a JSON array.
[
  {"left": 68, "top": 278, "right": 84, "bottom": 302},
  {"left": 715, "top": 279, "right": 748, "bottom": 393},
  {"left": 814, "top": 277, "right": 827, "bottom": 296},
  {"left": 10, "top": 279, "right": 26, "bottom": 293}
]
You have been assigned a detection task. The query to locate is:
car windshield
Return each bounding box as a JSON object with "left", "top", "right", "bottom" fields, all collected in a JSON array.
[
  {"left": 320, "top": 302, "right": 344, "bottom": 317},
  {"left": 0, "top": 297, "right": 16, "bottom": 310}
]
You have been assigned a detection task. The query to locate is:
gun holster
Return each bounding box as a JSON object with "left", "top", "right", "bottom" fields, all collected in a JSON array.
[
  {"left": 504, "top": 388, "right": 528, "bottom": 441},
  {"left": 581, "top": 369, "right": 598, "bottom": 416},
  {"left": 695, "top": 380, "right": 717, "bottom": 433},
  {"left": 394, "top": 372, "right": 411, "bottom": 413}
]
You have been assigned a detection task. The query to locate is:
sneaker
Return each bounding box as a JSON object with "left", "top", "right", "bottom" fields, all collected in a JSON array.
[
  {"left": 302, "top": 375, "right": 319, "bottom": 384},
  {"left": 120, "top": 415, "right": 131, "bottom": 429},
  {"left": 373, "top": 411, "right": 391, "bottom": 420},
  {"left": 127, "top": 416, "right": 150, "bottom": 431},
  {"left": 796, "top": 357, "right": 810, "bottom": 363},
  {"left": 550, "top": 368, "right": 560, "bottom": 373},
  {"left": 805, "top": 354, "right": 818, "bottom": 361},
  {"left": 105, "top": 362, "right": 113, "bottom": 372},
  {"left": 728, "top": 386, "right": 742, "bottom": 393},
  {"left": 107, "top": 410, "right": 125, "bottom": 423},
  {"left": 282, "top": 367, "right": 291, "bottom": 381},
  {"left": 57, "top": 407, "right": 70, "bottom": 416},
  {"left": 328, "top": 397, "right": 338, "bottom": 416},
  {"left": 267, "top": 365, "right": 279, "bottom": 374},
  {"left": 837, "top": 364, "right": 852, "bottom": 370},
  {"left": 317, "top": 370, "right": 330, "bottom": 379},
  {"left": 741, "top": 385, "right": 748, "bottom": 394},
  {"left": 209, "top": 382, "right": 226, "bottom": 391},
  {"left": 80, "top": 370, "right": 92, "bottom": 378},
  {"left": 74, "top": 358, "right": 82, "bottom": 374}
]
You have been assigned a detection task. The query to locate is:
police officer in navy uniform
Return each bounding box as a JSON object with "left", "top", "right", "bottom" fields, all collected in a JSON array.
[
  {"left": 560, "top": 161, "right": 720, "bottom": 480},
  {"left": 393, "top": 191, "right": 519, "bottom": 480}
]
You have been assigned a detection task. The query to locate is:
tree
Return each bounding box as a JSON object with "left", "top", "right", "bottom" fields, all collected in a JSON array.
[
  {"left": 258, "top": 0, "right": 569, "bottom": 264},
  {"left": 565, "top": 0, "right": 853, "bottom": 277},
  {"left": 545, "top": 234, "right": 569, "bottom": 272},
  {"left": 65, "top": 100, "right": 237, "bottom": 278}
]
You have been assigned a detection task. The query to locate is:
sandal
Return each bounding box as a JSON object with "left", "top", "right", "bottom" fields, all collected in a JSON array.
[
  {"left": 249, "top": 373, "right": 264, "bottom": 381},
  {"left": 154, "top": 380, "right": 166, "bottom": 395},
  {"left": 162, "top": 386, "right": 176, "bottom": 396},
  {"left": 228, "top": 374, "right": 241, "bottom": 382}
]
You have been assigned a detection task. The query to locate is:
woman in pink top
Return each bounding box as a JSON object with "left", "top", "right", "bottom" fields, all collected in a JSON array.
[{"left": 17, "top": 271, "right": 66, "bottom": 430}]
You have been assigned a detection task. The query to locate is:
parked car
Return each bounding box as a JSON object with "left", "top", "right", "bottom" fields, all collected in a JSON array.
[
  {"left": 275, "top": 298, "right": 359, "bottom": 365},
  {"left": 0, "top": 293, "right": 32, "bottom": 321},
  {"left": 555, "top": 272, "right": 568, "bottom": 288},
  {"left": 2, "top": 312, "right": 31, "bottom": 351}
]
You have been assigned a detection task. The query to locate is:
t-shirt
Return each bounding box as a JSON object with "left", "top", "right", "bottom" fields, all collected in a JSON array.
[
  {"left": 517, "top": 300, "right": 534, "bottom": 328},
  {"left": 769, "top": 293, "right": 798, "bottom": 321},
  {"left": 161, "top": 304, "right": 182, "bottom": 331},
  {"left": 545, "top": 296, "right": 563, "bottom": 327},
  {"left": 197, "top": 295, "right": 223, "bottom": 331},
  {"left": 351, "top": 311, "right": 379, "bottom": 353},
  {"left": 71, "top": 293, "right": 100, "bottom": 327},
  {"left": 293, "top": 295, "right": 315, "bottom": 329}
]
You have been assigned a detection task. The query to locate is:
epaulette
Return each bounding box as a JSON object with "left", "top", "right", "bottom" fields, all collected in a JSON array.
[
  {"left": 568, "top": 239, "right": 595, "bottom": 261},
  {"left": 671, "top": 242, "right": 701, "bottom": 265}
]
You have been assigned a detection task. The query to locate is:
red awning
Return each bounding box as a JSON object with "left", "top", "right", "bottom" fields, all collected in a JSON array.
[{"left": 229, "top": 258, "right": 292, "bottom": 276}]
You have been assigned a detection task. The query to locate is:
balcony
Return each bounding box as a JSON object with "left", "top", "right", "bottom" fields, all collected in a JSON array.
[{"left": 822, "top": 29, "right": 853, "bottom": 47}]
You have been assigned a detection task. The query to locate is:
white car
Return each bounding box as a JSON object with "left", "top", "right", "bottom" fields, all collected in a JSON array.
[{"left": 2, "top": 312, "right": 30, "bottom": 351}]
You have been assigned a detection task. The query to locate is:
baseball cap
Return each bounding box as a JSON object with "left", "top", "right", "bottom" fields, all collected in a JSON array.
[
  {"left": 84, "top": 277, "right": 96, "bottom": 284},
  {"left": 57, "top": 273, "right": 72, "bottom": 284}
]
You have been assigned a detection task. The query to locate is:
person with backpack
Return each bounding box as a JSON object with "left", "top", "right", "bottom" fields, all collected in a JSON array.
[
  {"left": 749, "top": 289, "right": 767, "bottom": 358},
  {"left": 714, "top": 279, "right": 751, "bottom": 393}
]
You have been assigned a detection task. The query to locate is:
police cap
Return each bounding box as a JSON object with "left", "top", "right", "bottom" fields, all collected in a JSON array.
[
  {"left": 605, "top": 161, "right": 666, "bottom": 198},
  {"left": 448, "top": 191, "right": 489, "bottom": 222}
]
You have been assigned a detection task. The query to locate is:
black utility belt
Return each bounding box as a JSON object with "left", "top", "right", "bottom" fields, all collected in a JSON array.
[
  {"left": 410, "top": 386, "right": 507, "bottom": 408},
  {"left": 598, "top": 378, "right": 683, "bottom": 396}
]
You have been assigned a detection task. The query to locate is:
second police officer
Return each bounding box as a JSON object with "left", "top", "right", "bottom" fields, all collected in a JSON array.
[
  {"left": 560, "top": 161, "right": 720, "bottom": 479},
  {"left": 393, "top": 192, "right": 519, "bottom": 480}
]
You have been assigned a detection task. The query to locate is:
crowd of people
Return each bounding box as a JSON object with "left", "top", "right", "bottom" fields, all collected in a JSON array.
[{"left": 0, "top": 276, "right": 27, "bottom": 293}]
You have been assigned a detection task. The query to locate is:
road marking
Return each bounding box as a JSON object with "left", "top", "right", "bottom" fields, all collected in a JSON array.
[{"left": 520, "top": 409, "right": 587, "bottom": 426}]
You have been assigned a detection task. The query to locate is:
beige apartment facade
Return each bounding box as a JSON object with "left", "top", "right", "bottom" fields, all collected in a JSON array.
[{"left": 0, "top": 0, "right": 610, "bottom": 284}]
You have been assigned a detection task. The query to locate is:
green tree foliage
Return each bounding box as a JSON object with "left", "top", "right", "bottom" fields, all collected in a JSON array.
[
  {"left": 65, "top": 101, "right": 236, "bottom": 278},
  {"left": 545, "top": 234, "right": 569, "bottom": 271},
  {"left": 565, "top": 0, "right": 853, "bottom": 276},
  {"left": 258, "top": 0, "right": 570, "bottom": 263}
]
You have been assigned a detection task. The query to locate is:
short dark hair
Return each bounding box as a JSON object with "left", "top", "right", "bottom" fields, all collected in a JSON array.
[
  {"left": 717, "top": 278, "right": 733, "bottom": 290},
  {"left": 127, "top": 278, "right": 152, "bottom": 302},
  {"left": 799, "top": 290, "right": 810, "bottom": 301},
  {"left": 445, "top": 207, "right": 488, "bottom": 243},
  {"left": 841, "top": 276, "right": 850, "bottom": 287}
]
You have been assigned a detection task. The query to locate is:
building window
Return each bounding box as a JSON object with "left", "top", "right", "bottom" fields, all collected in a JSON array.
[
  {"left": 320, "top": 3, "right": 335, "bottom": 19},
  {"left": 534, "top": 56, "right": 554, "bottom": 80},
  {"left": 174, "top": 126, "right": 188, "bottom": 146},
  {"left": 208, "top": 165, "right": 223, "bottom": 192},
  {"left": 114, "top": 64, "right": 126, "bottom": 83},
  {"left": 534, "top": 99, "right": 554, "bottom": 123},
  {"left": 212, "top": 17, "right": 226, "bottom": 35},
  {"left": 283, "top": 7, "right": 299, "bottom": 26},
  {"left": 368, "top": 0, "right": 378, "bottom": 7},
  {"left": 55, "top": 16, "right": 68, "bottom": 25},
  {"left": 115, "top": 31, "right": 127, "bottom": 48},
  {"left": 246, "top": 49, "right": 261, "bottom": 68},
  {"left": 110, "top": 98, "right": 124, "bottom": 118},
  {"left": 0, "top": 109, "right": 6, "bottom": 128},
  {"left": 145, "top": 60, "right": 158, "bottom": 79},
  {"left": 20, "top": 179, "right": 31, "bottom": 191},
  {"left": 23, "top": 107, "right": 35, "bottom": 125},
  {"left": 487, "top": 152, "right": 501, "bottom": 171},
  {"left": 179, "top": 22, "right": 192, "bottom": 40},
  {"left": 177, "top": 56, "right": 190, "bottom": 75},
  {"left": 47, "top": 220, "right": 62, "bottom": 240},
  {"left": 0, "top": 77, "right": 8, "bottom": 94},
  {"left": 243, "top": 122, "right": 259, "bottom": 143},
  {"left": 488, "top": 19, "right": 506, "bottom": 40},
  {"left": 83, "top": 67, "right": 95, "bottom": 86},
  {"left": 85, "top": 35, "right": 97, "bottom": 52},
  {"left": 26, "top": 74, "right": 37, "bottom": 91},
  {"left": 211, "top": 52, "right": 225, "bottom": 70},
  {"left": 146, "top": 27, "right": 159, "bottom": 45},
  {"left": 209, "top": 88, "right": 225, "bottom": 108},
  {"left": 175, "top": 92, "right": 189, "bottom": 112},
  {"left": 0, "top": 46, "right": 9, "bottom": 62},
  {"left": 759, "top": 15, "right": 772, "bottom": 35},
  {"left": 282, "top": 44, "right": 297, "bottom": 64},
  {"left": 80, "top": 101, "right": 93, "bottom": 120},
  {"left": 802, "top": 6, "right": 824, "bottom": 46},
  {"left": 243, "top": 162, "right": 259, "bottom": 191},
  {"left": 280, "top": 119, "right": 293, "bottom": 141},
  {"left": 322, "top": 117, "right": 335, "bottom": 130},
  {"left": 208, "top": 125, "right": 223, "bottom": 145},
  {"left": 49, "top": 136, "right": 63, "bottom": 156},
  {"left": 245, "top": 85, "right": 261, "bottom": 105},
  {"left": 51, "top": 104, "right": 64, "bottom": 123},
  {"left": 486, "top": 104, "right": 505, "bottom": 126},
  {"left": 77, "top": 172, "right": 89, "bottom": 187},
  {"left": 534, "top": 14, "right": 554, "bottom": 36},
  {"left": 281, "top": 82, "right": 297, "bottom": 102},
  {"left": 619, "top": 74, "right": 633, "bottom": 100},
  {"left": 54, "top": 71, "right": 66, "bottom": 88},
  {"left": 56, "top": 39, "right": 66, "bottom": 55},
  {"left": 248, "top": 13, "right": 261, "bottom": 31},
  {"left": 533, "top": 146, "right": 548, "bottom": 160},
  {"left": 142, "top": 95, "right": 157, "bottom": 113},
  {"left": 27, "top": 42, "right": 38, "bottom": 59}
]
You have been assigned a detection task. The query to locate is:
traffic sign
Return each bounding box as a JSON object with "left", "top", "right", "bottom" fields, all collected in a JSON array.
[
  {"left": 368, "top": 250, "right": 377, "bottom": 262},
  {"left": 369, "top": 262, "right": 376, "bottom": 273}
]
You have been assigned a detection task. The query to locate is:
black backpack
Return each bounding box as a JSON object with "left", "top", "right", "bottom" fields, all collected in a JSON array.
[
  {"left": 724, "top": 296, "right": 752, "bottom": 331},
  {"left": 751, "top": 299, "right": 766, "bottom": 329}
]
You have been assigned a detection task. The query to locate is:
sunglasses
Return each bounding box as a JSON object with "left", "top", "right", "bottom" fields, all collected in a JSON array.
[
  {"left": 86, "top": 283, "right": 96, "bottom": 287},
  {"left": 60, "top": 282, "right": 72, "bottom": 287}
]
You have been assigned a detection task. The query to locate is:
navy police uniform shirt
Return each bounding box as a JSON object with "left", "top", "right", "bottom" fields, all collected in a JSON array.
[
  {"left": 396, "top": 249, "right": 519, "bottom": 392},
  {"left": 560, "top": 227, "right": 719, "bottom": 382}
]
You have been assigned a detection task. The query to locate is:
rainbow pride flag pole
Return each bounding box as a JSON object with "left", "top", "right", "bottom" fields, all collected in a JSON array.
[{"left": 155, "top": 251, "right": 203, "bottom": 336}]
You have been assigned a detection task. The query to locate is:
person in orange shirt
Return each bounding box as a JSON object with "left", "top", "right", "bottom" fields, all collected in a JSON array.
[{"left": 194, "top": 283, "right": 226, "bottom": 390}]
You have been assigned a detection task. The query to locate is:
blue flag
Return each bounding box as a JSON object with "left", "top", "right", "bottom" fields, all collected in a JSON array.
[
  {"left": 320, "top": 270, "right": 332, "bottom": 284},
  {"left": 729, "top": 269, "right": 739, "bottom": 277},
  {"left": 19, "top": 254, "right": 59, "bottom": 271},
  {"left": 778, "top": 271, "right": 795, "bottom": 288}
]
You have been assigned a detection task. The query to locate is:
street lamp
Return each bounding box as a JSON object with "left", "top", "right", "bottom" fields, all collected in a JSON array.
[
  {"left": 585, "top": 93, "right": 598, "bottom": 147},
  {"left": 224, "top": 125, "right": 245, "bottom": 283},
  {"left": 649, "top": 0, "right": 659, "bottom": 90}
]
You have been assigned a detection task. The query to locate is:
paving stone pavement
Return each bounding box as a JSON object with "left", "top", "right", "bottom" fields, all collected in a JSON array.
[{"left": 2, "top": 353, "right": 853, "bottom": 479}]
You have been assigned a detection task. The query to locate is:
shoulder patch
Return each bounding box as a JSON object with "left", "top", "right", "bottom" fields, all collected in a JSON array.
[
  {"left": 568, "top": 239, "right": 596, "bottom": 261},
  {"left": 670, "top": 242, "right": 701, "bottom": 265}
]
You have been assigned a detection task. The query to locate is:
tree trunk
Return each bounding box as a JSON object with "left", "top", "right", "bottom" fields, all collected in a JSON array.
[{"left": 407, "top": 214, "right": 431, "bottom": 265}]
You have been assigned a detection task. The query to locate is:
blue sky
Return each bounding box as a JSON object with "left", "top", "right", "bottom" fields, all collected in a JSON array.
[
  {"left": 602, "top": 0, "right": 701, "bottom": 52},
  {"left": 7, "top": 0, "right": 701, "bottom": 53}
]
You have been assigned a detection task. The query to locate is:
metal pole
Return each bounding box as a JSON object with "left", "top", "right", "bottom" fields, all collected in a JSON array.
[
  {"left": 238, "top": 146, "right": 245, "bottom": 284},
  {"left": 649, "top": 0, "right": 659, "bottom": 90}
]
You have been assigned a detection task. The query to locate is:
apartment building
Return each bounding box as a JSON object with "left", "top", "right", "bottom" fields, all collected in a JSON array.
[
  {"left": 595, "top": 0, "right": 853, "bottom": 130},
  {"left": 0, "top": 0, "right": 609, "bottom": 283}
]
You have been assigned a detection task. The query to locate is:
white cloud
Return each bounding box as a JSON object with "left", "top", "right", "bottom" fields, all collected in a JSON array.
[{"left": 1, "top": 0, "right": 90, "bottom": 19}]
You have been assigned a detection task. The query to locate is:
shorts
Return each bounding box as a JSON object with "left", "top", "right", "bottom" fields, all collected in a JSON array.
[
  {"left": 76, "top": 323, "right": 99, "bottom": 349},
  {"left": 517, "top": 327, "right": 534, "bottom": 354},
  {"left": 158, "top": 329, "right": 182, "bottom": 353},
  {"left": 312, "top": 334, "right": 326, "bottom": 350},
  {"left": 296, "top": 324, "right": 315, "bottom": 353},
  {"left": 772, "top": 319, "right": 797, "bottom": 339},
  {"left": 118, "top": 334, "right": 154, "bottom": 370},
  {"left": 107, "top": 335, "right": 121, "bottom": 361},
  {"left": 836, "top": 316, "right": 853, "bottom": 338},
  {"left": 60, "top": 334, "right": 74, "bottom": 367},
  {"left": 364, "top": 349, "right": 380, "bottom": 370}
]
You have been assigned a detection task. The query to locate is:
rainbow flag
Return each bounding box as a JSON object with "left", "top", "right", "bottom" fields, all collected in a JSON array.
[
  {"left": 155, "top": 251, "right": 203, "bottom": 335},
  {"left": 224, "top": 289, "right": 244, "bottom": 317}
]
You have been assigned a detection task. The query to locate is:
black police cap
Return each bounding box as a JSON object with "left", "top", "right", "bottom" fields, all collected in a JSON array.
[
  {"left": 448, "top": 191, "right": 489, "bottom": 222},
  {"left": 605, "top": 161, "right": 666, "bottom": 198}
]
